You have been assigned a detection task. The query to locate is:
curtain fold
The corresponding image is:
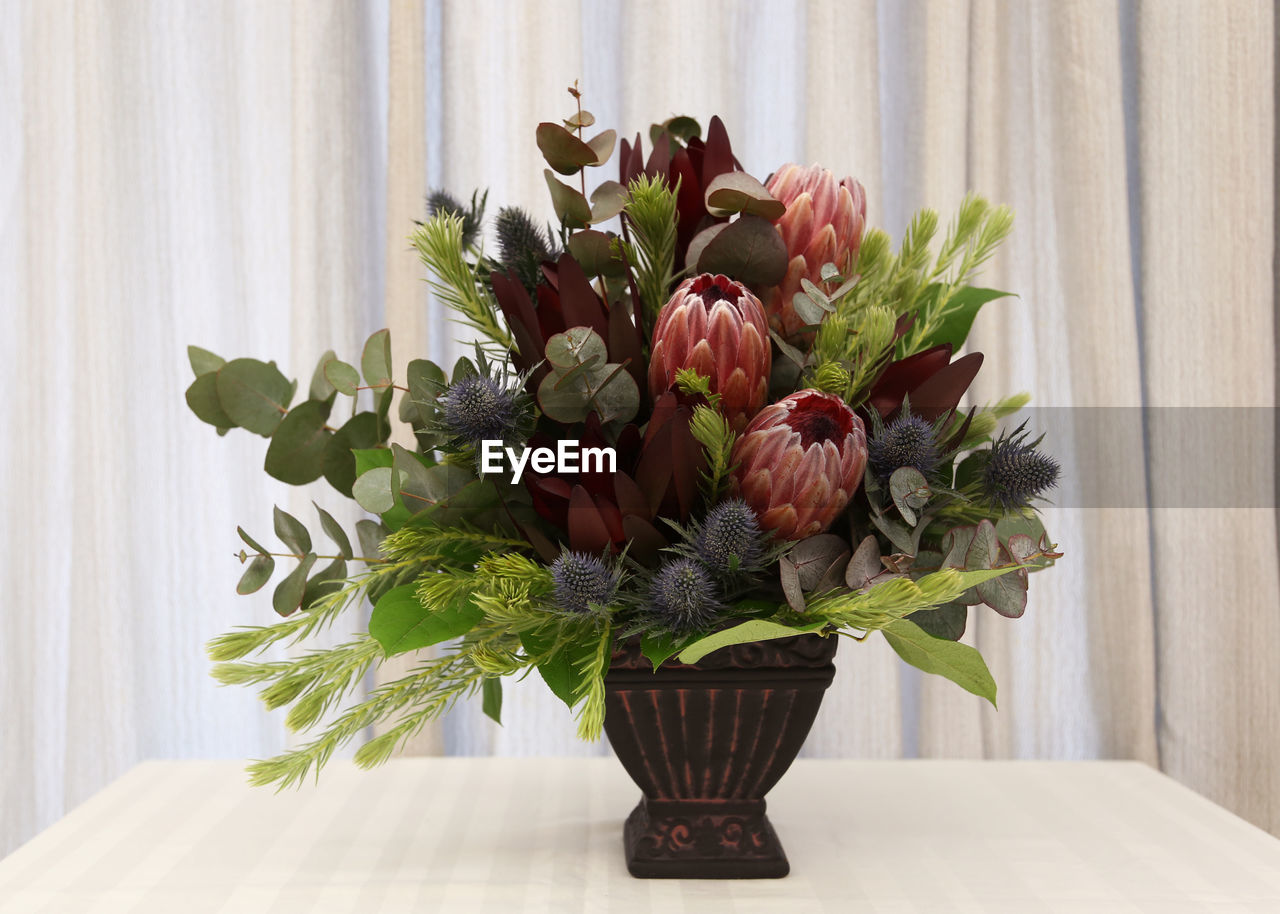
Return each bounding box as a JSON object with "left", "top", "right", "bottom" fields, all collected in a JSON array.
[{"left": 2, "top": 0, "right": 1277, "bottom": 859}]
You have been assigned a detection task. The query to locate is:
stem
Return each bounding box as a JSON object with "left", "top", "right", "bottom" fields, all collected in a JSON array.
[{"left": 237, "top": 551, "right": 386, "bottom": 564}]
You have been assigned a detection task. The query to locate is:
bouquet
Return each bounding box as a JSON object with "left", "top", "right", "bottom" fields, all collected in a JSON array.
[{"left": 189, "top": 88, "right": 1060, "bottom": 789}]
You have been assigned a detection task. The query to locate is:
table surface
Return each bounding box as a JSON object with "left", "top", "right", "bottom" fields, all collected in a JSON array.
[{"left": 2, "top": 758, "right": 1279, "bottom": 913}]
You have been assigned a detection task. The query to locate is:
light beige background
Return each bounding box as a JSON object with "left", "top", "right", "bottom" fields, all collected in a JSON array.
[{"left": 1, "top": 0, "right": 1276, "bottom": 858}]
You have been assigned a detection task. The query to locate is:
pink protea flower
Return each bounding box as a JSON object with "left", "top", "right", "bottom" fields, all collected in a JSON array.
[
  {"left": 648, "top": 273, "right": 771, "bottom": 432},
  {"left": 731, "top": 390, "right": 868, "bottom": 540},
  {"left": 762, "top": 163, "right": 867, "bottom": 339}
]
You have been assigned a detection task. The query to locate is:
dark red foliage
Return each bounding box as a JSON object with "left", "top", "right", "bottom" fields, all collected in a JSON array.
[
  {"left": 490, "top": 252, "right": 645, "bottom": 394},
  {"left": 522, "top": 394, "right": 702, "bottom": 562},
  {"left": 619, "top": 116, "right": 743, "bottom": 271},
  {"left": 866, "top": 344, "right": 984, "bottom": 422}
]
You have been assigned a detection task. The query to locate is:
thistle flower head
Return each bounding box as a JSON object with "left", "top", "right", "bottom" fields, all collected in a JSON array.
[
  {"left": 650, "top": 558, "right": 720, "bottom": 633},
  {"left": 983, "top": 423, "right": 1061, "bottom": 511},
  {"left": 427, "top": 188, "right": 485, "bottom": 248},
  {"left": 550, "top": 551, "right": 618, "bottom": 614},
  {"left": 696, "top": 499, "right": 765, "bottom": 574},
  {"left": 868, "top": 412, "right": 941, "bottom": 482},
  {"left": 441, "top": 374, "right": 520, "bottom": 447},
  {"left": 495, "top": 206, "right": 554, "bottom": 294}
]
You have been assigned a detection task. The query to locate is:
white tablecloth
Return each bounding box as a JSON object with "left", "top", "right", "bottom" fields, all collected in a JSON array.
[{"left": 2, "top": 758, "right": 1279, "bottom": 912}]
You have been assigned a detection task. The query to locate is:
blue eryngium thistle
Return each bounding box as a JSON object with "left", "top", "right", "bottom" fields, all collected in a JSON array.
[
  {"left": 651, "top": 558, "right": 720, "bottom": 633},
  {"left": 868, "top": 412, "right": 941, "bottom": 481},
  {"left": 550, "top": 551, "right": 618, "bottom": 614},
  {"left": 696, "top": 499, "right": 765, "bottom": 574},
  {"left": 441, "top": 375, "right": 520, "bottom": 447},
  {"left": 983, "top": 423, "right": 1061, "bottom": 511}
]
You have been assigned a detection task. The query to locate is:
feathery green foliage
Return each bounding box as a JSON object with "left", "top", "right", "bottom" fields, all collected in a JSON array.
[
  {"left": 689, "top": 404, "right": 737, "bottom": 503},
  {"left": 623, "top": 174, "right": 679, "bottom": 325},
  {"left": 410, "top": 214, "right": 513, "bottom": 350},
  {"left": 805, "top": 566, "right": 1017, "bottom": 633}
]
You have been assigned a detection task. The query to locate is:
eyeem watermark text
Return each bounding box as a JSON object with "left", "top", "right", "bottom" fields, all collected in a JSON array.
[{"left": 480, "top": 440, "right": 617, "bottom": 483}]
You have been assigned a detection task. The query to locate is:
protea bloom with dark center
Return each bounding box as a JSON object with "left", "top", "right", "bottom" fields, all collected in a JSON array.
[
  {"left": 550, "top": 550, "right": 619, "bottom": 613},
  {"left": 762, "top": 163, "right": 867, "bottom": 339},
  {"left": 868, "top": 412, "right": 941, "bottom": 482},
  {"left": 647, "top": 273, "right": 771, "bottom": 432},
  {"left": 650, "top": 558, "right": 720, "bottom": 633},
  {"left": 983, "top": 423, "right": 1060, "bottom": 511},
  {"left": 731, "top": 390, "right": 868, "bottom": 540}
]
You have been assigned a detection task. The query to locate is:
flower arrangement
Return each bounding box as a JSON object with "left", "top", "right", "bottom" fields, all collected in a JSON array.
[{"left": 189, "top": 88, "right": 1060, "bottom": 790}]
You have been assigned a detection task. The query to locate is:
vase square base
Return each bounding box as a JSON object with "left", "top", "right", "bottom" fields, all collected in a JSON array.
[{"left": 621, "top": 798, "right": 789, "bottom": 879}]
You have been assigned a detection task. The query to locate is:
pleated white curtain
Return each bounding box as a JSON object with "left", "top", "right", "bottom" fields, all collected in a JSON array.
[{"left": 2, "top": 0, "right": 1276, "bottom": 859}]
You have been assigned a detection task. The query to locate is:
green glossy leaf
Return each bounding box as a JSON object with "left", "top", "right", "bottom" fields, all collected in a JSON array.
[
  {"left": 185, "top": 373, "right": 235, "bottom": 430},
  {"left": 678, "top": 619, "right": 828, "bottom": 665},
  {"left": 264, "top": 399, "right": 333, "bottom": 485},
  {"left": 544, "top": 169, "right": 591, "bottom": 228},
  {"left": 187, "top": 345, "right": 225, "bottom": 377},
  {"left": 907, "top": 602, "right": 968, "bottom": 641},
  {"left": 882, "top": 618, "right": 997, "bottom": 706},
  {"left": 215, "top": 358, "right": 293, "bottom": 437},
  {"left": 651, "top": 116, "right": 701, "bottom": 145},
  {"left": 536, "top": 122, "right": 597, "bottom": 175},
  {"left": 313, "top": 503, "right": 353, "bottom": 560},
  {"left": 482, "top": 678, "right": 503, "bottom": 724},
  {"left": 309, "top": 349, "right": 337, "bottom": 400},
  {"left": 236, "top": 554, "right": 275, "bottom": 595},
  {"left": 923, "top": 287, "right": 1013, "bottom": 352},
  {"left": 704, "top": 171, "right": 786, "bottom": 219},
  {"left": 353, "top": 446, "right": 395, "bottom": 476},
  {"left": 369, "top": 583, "right": 484, "bottom": 656},
  {"left": 695, "top": 214, "right": 789, "bottom": 286},
  {"left": 640, "top": 630, "right": 688, "bottom": 670},
  {"left": 522, "top": 626, "right": 598, "bottom": 708},
  {"left": 272, "top": 552, "right": 317, "bottom": 616},
  {"left": 352, "top": 466, "right": 396, "bottom": 514},
  {"left": 361, "top": 329, "right": 393, "bottom": 389},
  {"left": 322, "top": 412, "right": 384, "bottom": 497},
  {"left": 273, "top": 506, "right": 312, "bottom": 555},
  {"left": 324, "top": 359, "right": 361, "bottom": 396}
]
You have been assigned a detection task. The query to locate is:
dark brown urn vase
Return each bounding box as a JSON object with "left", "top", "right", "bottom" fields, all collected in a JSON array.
[{"left": 603, "top": 634, "right": 839, "bottom": 879}]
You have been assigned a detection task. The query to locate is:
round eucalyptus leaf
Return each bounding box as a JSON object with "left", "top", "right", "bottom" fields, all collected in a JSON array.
[
  {"left": 361, "top": 328, "right": 393, "bottom": 389},
  {"left": 563, "top": 110, "right": 596, "bottom": 129},
  {"left": 695, "top": 215, "right": 788, "bottom": 287},
  {"left": 323, "top": 358, "right": 360, "bottom": 396},
  {"left": 309, "top": 349, "right": 337, "bottom": 400},
  {"left": 352, "top": 466, "right": 396, "bottom": 515},
  {"left": 544, "top": 170, "right": 591, "bottom": 228},
  {"left": 185, "top": 373, "right": 235, "bottom": 429},
  {"left": 215, "top": 358, "right": 293, "bottom": 437},
  {"left": 536, "top": 122, "right": 596, "bottom": 175},
  {"left": 273, "top": 505, "right": 312, "bottom": 555},
  {"left": 545, "top": 326, "right": 607, "bottom": 369},
  {"left": 704, "top": 171, "right": 786, "bottom": 219},
  {"left": 264, "top": 400, "right": 333, "bottom": 485},
  {"left": 313, "top": 502, "right": 354, "bottom": 560},
  {"left": 272, "top": 553, "right": 317, "bottom": 617},
  {"left": 236, "top": 553, "right": 275, "bottom": 595},
  {"left": 588, "top": 181, "right": 628, "bottom": 224},
  {"left": 322, "top": 411, "right": 383, "bottom": 497},
  {"left": 187, "top": 345, "right": 225, "bottom": 378},
  {"left": 584, "top": 129, "right": 616, "bottom": 166}
]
